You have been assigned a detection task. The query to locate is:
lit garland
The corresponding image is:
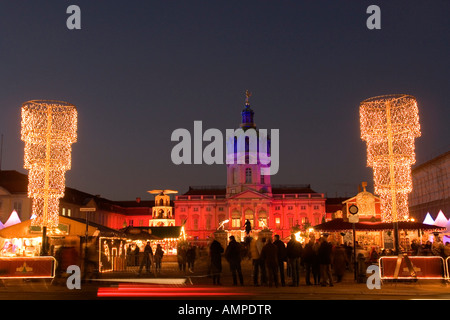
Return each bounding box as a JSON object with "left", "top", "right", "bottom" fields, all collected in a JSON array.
[
  {"left": 360, "top": 94, "right": 420, "bottom": 222},
  {"left": 21, "top": 100, "right": 77, "bottom": 227}
]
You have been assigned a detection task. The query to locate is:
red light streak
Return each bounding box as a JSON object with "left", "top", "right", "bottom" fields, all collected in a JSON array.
[{"left": 97, "top": 285, "right": 253, "bottom": 298}]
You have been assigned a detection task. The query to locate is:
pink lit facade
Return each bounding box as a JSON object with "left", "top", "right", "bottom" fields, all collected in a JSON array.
[{"left": 174, "top": 98, "right": 326, "bottom": 241}]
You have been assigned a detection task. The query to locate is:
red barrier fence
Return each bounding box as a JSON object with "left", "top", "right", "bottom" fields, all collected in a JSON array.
[
  {"left": 447, "top": 257, "right": 450, "bottom": 280},
  {"left": 0, "top": 257, "right": 56, "bottom": 279},
  {"left": 379, "top": 256, "right": 446, "bottom": 280}
]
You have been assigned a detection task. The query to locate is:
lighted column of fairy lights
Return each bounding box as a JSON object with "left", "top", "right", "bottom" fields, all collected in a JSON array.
[
  {"left": 360, "top": 94, "right": 421, "bottom": 223},
  {"left": 21, "top": 100, "right": 77, "bottom": 228}
]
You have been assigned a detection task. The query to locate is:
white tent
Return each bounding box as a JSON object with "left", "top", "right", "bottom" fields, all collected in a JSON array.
[
  {"left": 434, "top": 210, "right": 448, "bottom": 228},
  {"left": 423, "top": 212, "right": 435, "bottom": 225},
  {"left": 3, "top": 210, "right": 21, "bottom": 228}
]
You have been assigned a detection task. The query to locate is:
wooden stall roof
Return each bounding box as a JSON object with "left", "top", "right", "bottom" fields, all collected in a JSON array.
[
  {"left": 121, "top": 226, "right": 182, "bottom": 240},
  {"left": 313, "top": 218, "right": 446, "bottom": 232},
  {"left": 0, "top": 216, "right": 122, "bottom": 239}
]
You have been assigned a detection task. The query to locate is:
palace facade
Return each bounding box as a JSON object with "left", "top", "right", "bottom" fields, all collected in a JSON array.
[{"left": 174, "top": 95, "right": 327, "bottom": 241}]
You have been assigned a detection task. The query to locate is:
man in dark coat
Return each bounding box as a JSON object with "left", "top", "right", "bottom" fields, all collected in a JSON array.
[
  {"left": 225, "top": 236, "right": 244, "bottom": 286},
  {"left": 260, "top": 237, "right": 279, "bottom": 287},
  {"left": 209, "top": 237, "right": 224, "bottom": 285},
  {"left": 273, "top": 234, "right": 287, "bottom": 286},
  {"left": 186, "top": 244, "right": 196, "bottom": 273},
  {"left": 302, "top": 237, "right": 315, "bottom": 286},
  {"left": 177, "top": 244, "right": 187, "bottom": 272},
  {"left": 286, "top": 234, "right": 302, "bottom": 286},
  {"left": 318, "top": 235, "right": 333, "bottom": 286},
  {"left": 138, "top": 241, "right": 153, "bottom": 275}
]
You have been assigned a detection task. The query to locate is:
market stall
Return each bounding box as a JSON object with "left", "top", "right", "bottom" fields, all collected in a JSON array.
[
  {"left": 121, "top": 226, "right": 186, "bottom": 264},
  {"left": 0, "top": 215, "right": 125, "bottom": 275},
  {"left": 313, "top": 218, "right": 446, "bottom": 254}
]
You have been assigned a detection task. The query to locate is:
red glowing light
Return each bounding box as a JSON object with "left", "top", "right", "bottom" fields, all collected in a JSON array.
[{"left": 97, "top": 284, "right": 253, "bottom": 298}]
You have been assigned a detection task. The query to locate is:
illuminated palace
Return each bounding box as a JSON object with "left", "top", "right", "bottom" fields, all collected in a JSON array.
[{"left": 174, "top": 94, "right": 326, "bottom": 241}]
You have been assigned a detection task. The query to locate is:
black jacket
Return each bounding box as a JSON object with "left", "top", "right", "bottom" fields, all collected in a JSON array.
[
  {"left": 225, "top": 240, "right": 242, "bottom": 264},
  {"left": 273, "top": 239, "right": 287, "bottom": 262},
  {"left": 286, "top": 239, "right": 302, "bottom": 259},
  {"left": 318, "top": 241, "right": 332, "bottom": 264}
]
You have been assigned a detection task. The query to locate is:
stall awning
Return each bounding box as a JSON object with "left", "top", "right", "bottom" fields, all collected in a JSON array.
[
  {"left": 0, "top": 216, "right": 123, "bottom": 239},
  {"left": 313, "top": 218, "right": 447, "bottom": 232},
  {"left": 121, "top": 226, "right": 182, "bottom": 240}
]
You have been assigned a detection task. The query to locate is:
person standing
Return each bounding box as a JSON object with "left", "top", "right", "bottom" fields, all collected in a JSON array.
[
  {"left": 177, "top": 244, "right": 187, "bottom": 272},
  {"left": 273, "top": 234, "right": 287, "bottom": 286},
  {"left": 318, "top": 235, "right": 333, "bottom": 287},
  {"left": 225, "top": 236, "right": 244, "bottom": 286},
  {"left": 126, "top": 244, "right": 132, "bottom": 267},
  {"left": 312, "top": 239, "right": 321, "bottom": 285},
  {"left": 138, "top": 241, "right": 153, "bottom": 275},
  {"left": 260, "top": 237, "right": 279, "bottom": 287},
  {"left": 432, "top": 234, "right": 444, "bottom": 257},
  {"left": 249, "top": 237, "right": 262, "bottom": 286},
  {"left": 154, "top": 244, "right": 164, "bottom": 274},
  {"left": 444, "top": 242, "right": 450, "bottom": 258},
  {"left": 286, "top": 234, "right": 302, "bottom": 286},
  {"left": 133, "top": 243, "right": 140, "bottom": 266},
  {"left": 209, "top": 237, "right": 224, "bottom": 285},
  {"left": 302, "top": 236, "right": 315, "bottom": 286},
  {"left": 333, "top": 244, "right": 347, "bottom": 283},
  {"left": 186, "top": 243, "right": 197, "bottom": 273}
]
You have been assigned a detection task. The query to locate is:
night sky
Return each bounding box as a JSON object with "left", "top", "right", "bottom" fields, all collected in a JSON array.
[{"left": 0, "top": 1, "right": 449, "bottom": 201}]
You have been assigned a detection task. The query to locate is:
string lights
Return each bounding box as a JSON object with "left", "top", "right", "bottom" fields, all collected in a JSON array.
[
  {"left": 360, "top": 94, "right": 421, "bottom": 223},
  {"left": 21, "top": 100, "right": 78, "bottom": 228}
]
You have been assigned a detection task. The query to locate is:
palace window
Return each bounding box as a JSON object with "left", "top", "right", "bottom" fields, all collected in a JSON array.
[
  {"left": 314, "top": 216, "right": 320, "bottom": 225},
  {"left": 205, "top": 216, "right": 211, "bottom": 230},
  {"left": 288, "top": 217, "right": 294, "bottom": 227},
  {"left": 245, "top": 168, "right": 252, "bottom": 183},
  {"left": 245, "top": 210, "right": 254, "bottom": 228},
  {"left": 275, "top": 217, "right": 281, "bottom": 227},
  {"left": 259, "top": 218, "right": 268, "bottom": 228},
  {"left": 193, "top": 217, "right": 199, "bottom": 230}
]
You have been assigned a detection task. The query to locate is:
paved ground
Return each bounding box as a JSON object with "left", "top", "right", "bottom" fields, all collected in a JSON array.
[{"left": 0, "top": 257, "right": 449, "bottom": 301}]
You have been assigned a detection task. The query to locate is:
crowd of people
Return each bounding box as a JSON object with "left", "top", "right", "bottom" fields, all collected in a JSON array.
[
  {"left": 208, "top": 232, "right": 450, "bottom": 287},
  {"left": 124, "top": 233, "right": 450, "bottom": 285},
  {"left": 410, "top": 236, "right": 450, "bottom": 258},
  {"left": 208, "top": 232, "right": 352, "bottom": 287}
]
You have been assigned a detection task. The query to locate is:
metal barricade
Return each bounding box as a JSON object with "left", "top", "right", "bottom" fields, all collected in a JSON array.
[
  {"left": 446, "top": 256, "right": 450, "bottom": 280},
  {"left": 0, "top": 256, "right": 56, "bottom": 279},
  {"left": 379, "top": 255, "right": 446, "bottom": 280}
]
